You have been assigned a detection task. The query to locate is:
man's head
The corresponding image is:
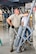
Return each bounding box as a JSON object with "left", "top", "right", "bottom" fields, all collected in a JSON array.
[{"left": 14, "top": 7, "right": 20, "bottom": 15}]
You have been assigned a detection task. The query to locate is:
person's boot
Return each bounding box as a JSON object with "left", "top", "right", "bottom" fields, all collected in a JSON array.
[
  {"left": 10, "top": 49, "right": 14, "bottom": 52},
  {"left": 10, "top": 47, "right": 14, "bottom": 52}
]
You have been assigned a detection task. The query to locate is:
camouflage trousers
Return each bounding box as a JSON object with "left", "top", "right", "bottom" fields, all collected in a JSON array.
[{"left": 9, "top": 26, "right": 18, "bottom": 49}]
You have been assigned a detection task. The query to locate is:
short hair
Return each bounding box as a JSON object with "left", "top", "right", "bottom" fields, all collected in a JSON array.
[{"left": 13, "top": 7, "right": 19, "bottom": 10}]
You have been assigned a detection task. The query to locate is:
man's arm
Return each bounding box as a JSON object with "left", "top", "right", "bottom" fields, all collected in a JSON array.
[
  {"left": 6, "top": 14, "right": 14, "bottom": 27},
  {"left": 6, "top": 15, "right": 14, "bottom": 28},
  {"left": 6, "top": 18, "right": 12, "bottom": 26}
]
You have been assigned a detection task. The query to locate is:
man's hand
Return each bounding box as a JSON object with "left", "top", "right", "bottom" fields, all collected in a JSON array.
[{"left": 12, "top": 25, "right": 14, "bottom": 28}]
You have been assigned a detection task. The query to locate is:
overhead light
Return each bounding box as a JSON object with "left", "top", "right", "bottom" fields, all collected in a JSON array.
[{"left": 8, "top": 0, "right": 19, "bottom": 2}]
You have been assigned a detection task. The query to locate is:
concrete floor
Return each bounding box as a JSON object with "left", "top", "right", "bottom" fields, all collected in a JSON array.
[{"left": 0, "top": 26, "right": 36, "bottom": 54}]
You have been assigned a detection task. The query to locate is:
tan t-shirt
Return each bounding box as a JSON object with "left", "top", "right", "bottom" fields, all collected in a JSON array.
[{"left": 9, "top": 14, "right": 23, "bottom": 28}]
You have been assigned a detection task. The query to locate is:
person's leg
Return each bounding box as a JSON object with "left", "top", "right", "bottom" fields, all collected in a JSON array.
[
  {"left": 26, "top": 26, "right": 32, "bottom": 41},
  {"left": 14, "top": 26, "right": 23, "bottom": 47},
  {"left": 22, "top": 27, "right": 27, "bottom": 38},
  {"left": 27, "top": 26, "right": 32, "bottom": 35},
  {"left": 17, "top": 26, "right": 23, "bottom": 36},
  {"left": 9, "top": 27, "right": 16, "bottom": 52}
]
